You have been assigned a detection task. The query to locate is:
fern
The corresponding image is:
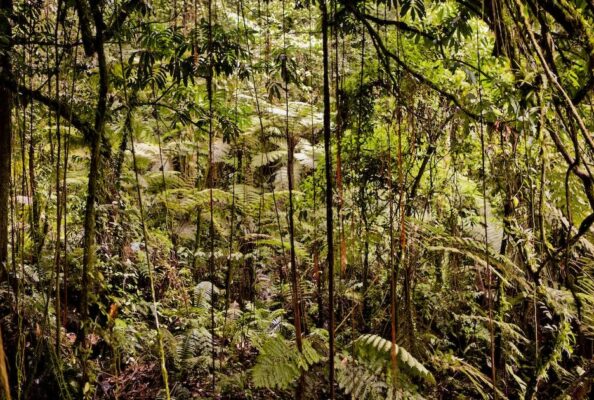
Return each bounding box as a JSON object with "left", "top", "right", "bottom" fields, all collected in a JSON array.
[
  {"left": 193, "top": 281, "right": 219, "bottom": 308},
  {"left": 337, "top": 356, "right": 389, "bottom": 400},
  {"left": 155, "top": 188, "right": 241, "bottom": 214},
  {"left": 253, "top": 236, "right": 307, "bottom": 258},
  {"left": 251, "top": 150, "right": 286, "bottom": 169},
  {"left": 252, "top": 335, "right": 323, "bottom": 389},
  {"left": 354, "top": 334, "right": 435, "bottom": 385},
  {"left": 233, "top": 184, "right": 261, "bottom": 205},
  {"left": 535, "top": 315, "right": 574, "bottom": 382},
  {"left": 333, "top": 334, "right": 435, "bottom": 399},
  {"left": 175, "top": 326, "right": 213, "bottom": 370},
  {"left": 413, "top": 217, "right": 531, "bottom": 292},
  {"left": 145, "top": 171, "right": 191, "bottom": 192},
  {"left": 431, "top": 351, "right": 506, "bottom": 399}
]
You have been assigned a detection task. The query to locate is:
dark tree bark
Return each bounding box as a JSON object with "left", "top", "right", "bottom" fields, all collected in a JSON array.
[
  {"left": 283, "top": 56, "right": 303, "bottom": 353},
  {"left": 321, "top": 1, "right": 335, "bottom": 397},
  {"left": 0, "top": 0, "right": 13, "bottom": 282},
  {"left": 79, "top": 0, "right": 109, "bottom": 393}
]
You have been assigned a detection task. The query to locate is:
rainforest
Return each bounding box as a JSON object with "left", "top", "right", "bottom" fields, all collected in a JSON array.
[{"left": 1, "top": 0, "right": 594, "bottom": 398}]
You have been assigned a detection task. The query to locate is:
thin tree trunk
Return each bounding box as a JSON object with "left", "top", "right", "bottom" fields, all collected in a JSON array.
[
  {"left": 28, "top": 130, "right": 40, "bottom": 265},
  {"left": 321, "top": 1, "right": 335, "bottom": 397},
  {"left": 361, "top": 203, "right": 370, "bottom": 332},
  {"left": 80, "top": 0, "right": 109, "bottom": 392},
  {"left": 206, "top": 0, "right": 217, "bottom": 393},
  {"left": 282, "top": 43, "right": 303, "bottom": 354},
  {"left": 387, "top": 110, "right": 398, "bottom": 390},
  {"left": 314, "top": 246, "right": 324, "bottom": 328},
  {"left": 0, "top": 0, "right": 13, "bottom": 283}
]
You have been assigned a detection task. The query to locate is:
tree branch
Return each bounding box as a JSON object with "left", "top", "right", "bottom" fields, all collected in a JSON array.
[
  {"left": 342, "top": 1, "right": 489, "bottom": 124},
  {"left": 357, "top": 11, "right": 436, "bottom": 41},
  {"left": 0, "top": 76, "right": 94, "bottom": 140},
  {"left": 104, "top": 0, "right": 148, "bottom": 42}
]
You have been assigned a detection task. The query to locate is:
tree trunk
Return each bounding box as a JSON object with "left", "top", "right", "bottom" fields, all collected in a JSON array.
[
  {"left": 321, "top": 1, "right": 335, "bottom": 397},
  {"left": 0, "top": 0, "right": 13, "bottom": 282},
  {"left": 80, "top": 0, "right": 109, "bottom": 393}
]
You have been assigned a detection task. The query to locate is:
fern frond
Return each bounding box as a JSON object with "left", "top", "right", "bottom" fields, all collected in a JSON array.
[
  {"left": 193, "top": 281, "right": 219, "bottom": 308},
  {"left": 145, "top": 171, "right": 191, "bottom": 192},
  {"left": 155, "top": 188, "right": 240, "bottom": 215},
  {"left": 252, "top": 335, "right": 323, "bottom": 390},
  {"left": 251, "top": 150, "right": 286, "bottom": 169},
  {"left": 354, "top": 334, "right": 435, "bottom": 385},
  {"left": 252, "top": 335, "right": 300, "bottom": 389},
  {"left": 337, "top": 356, "right": 388, "bottom": 400},
  {"left": 431, "top": 351, "right": 506, "bottom": 399},
  {"left": 176, "top": 326, "right": 213, "bottom": 369}
]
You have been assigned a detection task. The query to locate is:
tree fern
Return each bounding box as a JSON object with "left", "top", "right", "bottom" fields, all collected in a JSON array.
[
  {"left": 145, "top": 171, "right": 191, "bottom": 192},
  {"left": 251, "top": 150, "right": 287, "bottom": 169},
  {"left": 155, "top": 188, "right": 239, "bottom": 214},
  {"left": 412, "top": 218, "right": 531, "bottom": 292}
]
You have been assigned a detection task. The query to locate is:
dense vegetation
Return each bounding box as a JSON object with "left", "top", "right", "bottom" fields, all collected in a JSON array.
[{"left": 2, "top": 0, "right": 594, "bottom": 398}]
